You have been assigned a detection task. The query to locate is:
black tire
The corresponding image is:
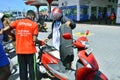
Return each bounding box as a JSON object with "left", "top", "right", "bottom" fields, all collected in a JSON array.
[
  {"left": 36, "top": 63, "right": 50, "bottom": 80},
  {"left": 37, "top": 70, "right": 48, "bottom": 80},
  {"left": 36, "top": 63, "right": 60, "bottom": 80},
  {"left": 50, "top": 77, "right": 60, "bottom": 80}
]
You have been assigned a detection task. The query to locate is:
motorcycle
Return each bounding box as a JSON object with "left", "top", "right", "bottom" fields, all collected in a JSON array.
[{"left": 36, "top": 30, "right": 108, "bottom": 80}]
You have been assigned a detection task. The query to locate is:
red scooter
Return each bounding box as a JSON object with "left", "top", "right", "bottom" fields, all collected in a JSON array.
[{"left": 37, "top": 30, "right": 108, "bottom": 80}]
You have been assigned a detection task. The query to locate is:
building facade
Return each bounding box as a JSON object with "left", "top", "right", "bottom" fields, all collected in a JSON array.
[{"left": 59, "top": 0, "right": 117, "bottom": 21}]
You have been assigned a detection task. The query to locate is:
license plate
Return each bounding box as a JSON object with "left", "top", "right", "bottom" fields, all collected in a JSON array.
[{"left": 86, "top": 48, "right": 93, "bottom": 55}]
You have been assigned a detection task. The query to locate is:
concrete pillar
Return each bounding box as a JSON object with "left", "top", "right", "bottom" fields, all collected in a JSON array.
[
  {"left": 46, "top": 0, "right": 53, "bottom": 19},
  {"left": 88, "top": 5, "right": 91, "bottom": 19},
  {"left": 47, "top": 3, "right": 51, "bottom": 19},
  {"left": 116, "top": 0, "right": 120, "bottom": 24},
  {"left": 77, "top": 0, "right": 80, "bottom": 21},
  {"left": 96, "top": 6, "right": 99, "bottom": 18},
  {"left": 48, "top": 3, "right": 51, "bottom": 13},
  {"left": 35, "top": 5, "right": 40, "bottom": 20}
]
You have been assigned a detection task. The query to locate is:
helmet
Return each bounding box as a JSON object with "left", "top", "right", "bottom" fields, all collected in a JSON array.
[
  {"left": 51, "top": 7, "right": 63, "bottom": 20},
  {"left": 0, "top": 13, "right": 4, "bottom": 19}
]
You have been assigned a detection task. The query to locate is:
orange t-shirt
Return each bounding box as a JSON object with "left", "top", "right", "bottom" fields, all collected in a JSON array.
[{"left": 10, "top": 18, "right": 38, "bottom": 54}]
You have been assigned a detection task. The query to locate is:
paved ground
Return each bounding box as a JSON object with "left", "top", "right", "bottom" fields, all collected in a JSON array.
[{"left": 8, "top": 22, "right": 120, "bottom": 80}]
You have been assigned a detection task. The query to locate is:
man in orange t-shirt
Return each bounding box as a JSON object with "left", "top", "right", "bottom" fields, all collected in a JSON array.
[{"left": 0, "top": 10, "right": 39, "bottom": 80}]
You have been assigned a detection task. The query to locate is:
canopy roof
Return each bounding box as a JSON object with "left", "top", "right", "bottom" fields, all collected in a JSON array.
[{"left": 24, "top": 0, "right": 58, "bottom": 6}]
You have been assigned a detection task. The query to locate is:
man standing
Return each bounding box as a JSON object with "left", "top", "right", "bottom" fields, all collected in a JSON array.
[{"left": 0, "top": 10, "right": 39, "bottom": 80}]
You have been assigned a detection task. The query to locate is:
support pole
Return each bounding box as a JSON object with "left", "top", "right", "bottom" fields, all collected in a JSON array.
[
  {"left": 46, "top": 0, "right": 53, "bottom": 19},
  {"left": 35, "top": 5, "right": 40, "bottom": 20},
  {"left": 116, "top": 0, "right": 120, "bottom": 24}
]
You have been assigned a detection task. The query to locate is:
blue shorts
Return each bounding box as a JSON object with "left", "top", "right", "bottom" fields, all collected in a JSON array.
[{"left": 0, "top": 42, "right": 10, "bottom": 67}]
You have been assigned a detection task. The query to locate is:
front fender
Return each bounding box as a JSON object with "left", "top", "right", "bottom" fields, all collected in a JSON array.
[
  {"left": 92, "top": 70, "right": 108, "bottom": 80},
  {"left": 76, "top": 67, "right": 95, "bottom": 80},
  {"left": 76, "top": 67, "right": 108, "bottom": 80}
]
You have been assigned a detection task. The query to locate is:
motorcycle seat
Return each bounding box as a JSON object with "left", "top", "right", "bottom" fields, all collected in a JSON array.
[
  {"left": 48, "top": 61, "right": 75, "bottom": 80},
  {"left": 48, "top": 61, "right": 67, "bottom": 73}
]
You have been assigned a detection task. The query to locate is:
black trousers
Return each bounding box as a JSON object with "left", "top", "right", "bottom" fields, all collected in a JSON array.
[{"left": 17, "top": 54, "right": 37, "bottom": 80}]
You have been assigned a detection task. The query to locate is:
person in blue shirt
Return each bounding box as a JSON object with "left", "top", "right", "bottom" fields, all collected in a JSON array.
[{"left": 0, "top": 13, "right": 11, "bottom": 80}]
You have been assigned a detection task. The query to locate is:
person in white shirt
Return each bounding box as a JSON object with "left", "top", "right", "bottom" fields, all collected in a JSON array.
[{"left": 45, "top": 7, "right": 76, "bottom": 69}]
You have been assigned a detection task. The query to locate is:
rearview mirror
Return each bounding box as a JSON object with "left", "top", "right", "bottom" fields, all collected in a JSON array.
[
  {"left": 62, "top": 33, "right": 72, "bottom": 40},
  {"left": 85, "top": 30, "right": 90, "bottom": 35}
]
